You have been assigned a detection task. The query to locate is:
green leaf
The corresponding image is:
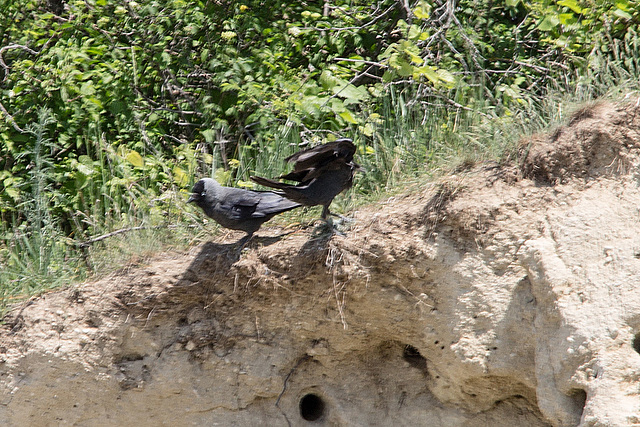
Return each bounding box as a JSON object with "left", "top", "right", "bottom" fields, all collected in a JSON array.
[
  {"left": 389, "top": 53, "right": 414, "bottom": 77},
  {"left": 339, "top": 110, "right": 357, "bottom": 124},
  {"left": 613, "top": 8, "right": 632, "bottom": 19},
  {"left": 201, "top": 129, "right": 216, "bottom": 143},
  {"left": 408, "top": 25, "right": 422, "bottom": 41},
  {"left": 319, "top": 70, "right": 341, "bottom": 91},
  {"left": 86, "top": 97, "right": 104, "bottom": 109},
  {"left": 236, "top": 180, "right": 255, "bottom": 189},
  {"left": 334, "top": 83, "right": 367, "bottom": 102},
  {"left": 360, "top": 122, "right": 375, "bottom": 137},
  {"left": 76, "top": 155, "right": 96, "bottom": 176},
  {"left": 214, "top": 169, "right": 232, "bottom": 185},
  {"left": 615, "top": 0, "right": 631, "bottom": 11},
  {"left": 558, "top": 13, "right": 575, "bottom": 25},
  {"left": 4, "top": 186, "right": 19, "bottom": 201},
  {"left": 173, "top": 166, "right": 189, "bottom": 186},
  {"left": 80, "top": 81, "right": 95, "bottom": 96},
  {"left": 126, "top": 150, "right": 144, "bottom": 168},
  {"left": 436, "top": 69, "right": 456, "bottom": 88},
  {"left": 538, "top": 15, "right": 560, "bottom": 31},
  {"left": 413, "top": 1, "right": 431, "bottom": 19},
  {"left": 419, "top": 66, "right": 440, "bottom": 84},
  {"left": 558, "top": 0, "right": 583, "bottom": 14},
  {"left": 329, "top": 98, "right": 346, "bottom": 113},
  {"left": 406, "top": 50, "right": 424, "bottom": 65}
]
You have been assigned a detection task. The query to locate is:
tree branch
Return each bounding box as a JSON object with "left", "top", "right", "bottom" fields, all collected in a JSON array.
[{"left": 0, "top": 44, "right": 38, "bottom": 82}]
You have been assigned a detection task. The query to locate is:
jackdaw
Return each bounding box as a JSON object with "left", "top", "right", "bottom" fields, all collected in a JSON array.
[
  {"left": 250, "top": 138, "right": 359, "bottom": 219},
  {"left": 188, "top": 177, "right": 301, "bottom": 243}
]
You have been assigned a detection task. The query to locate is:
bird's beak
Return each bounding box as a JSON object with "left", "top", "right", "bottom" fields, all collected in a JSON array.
[
  {"left": 352, "top": 162, "right": 366, "bottom": 173},
  {"left": 187, "top": 194, "right": 196, "bottom": 203}
]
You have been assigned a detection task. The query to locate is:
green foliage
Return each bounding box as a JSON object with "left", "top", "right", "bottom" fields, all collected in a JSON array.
[
  {"left": 0, "top": 0, "right": 639, "bottom": 312},
  {"left": 0, "top": 108, "right": 75, "bottom": 311}
]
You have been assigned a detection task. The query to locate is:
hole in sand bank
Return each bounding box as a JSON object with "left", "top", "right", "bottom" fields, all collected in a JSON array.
[
  {"left": 633, "top": 333, "right": 640, "bottom": 355},
  {"left": 299, "top": 393, "right": 325, "bottom": 422},
  {"left": 569, "top": 388, "right": 587, "bottom": 417},
  {"left": 403, "top": 344, "right": 427, "bottom": 370}
]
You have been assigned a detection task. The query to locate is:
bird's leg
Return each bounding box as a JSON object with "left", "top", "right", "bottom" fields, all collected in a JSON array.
[
  {"left": 311, "top": 204, "right": 339, "bottom": 236},
  {"left": 320, "top": 205, "right": 334, "bottom": 228},
  {"left": 321, "top": 205, "right": 330, "bottom": 220},
  {"left": 237, "top": 233, "right": 254, "bottom": 249},
  {"left": 315, "top": 204, "right": 352, "bottom": 237}
]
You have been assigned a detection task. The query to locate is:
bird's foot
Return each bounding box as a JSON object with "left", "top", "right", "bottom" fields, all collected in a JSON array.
[
  {"left": 329, "top": 212, "right": 354, "bottom": 224},
  {"left": 311, "top": 217, "right": 347, "bottom": 237},
  {"left": 236, "top": 234, "right": 254, "bottom": 250}
]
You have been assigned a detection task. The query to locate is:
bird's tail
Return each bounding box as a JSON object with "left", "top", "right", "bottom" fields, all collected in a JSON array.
[{"left": 250, "top": 175, "right": 293, "bottom": 190}]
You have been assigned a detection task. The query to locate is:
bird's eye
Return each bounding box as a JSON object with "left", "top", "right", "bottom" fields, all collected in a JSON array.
[{"left": 201, "top": 190, "right": 206, "bottom": 196}]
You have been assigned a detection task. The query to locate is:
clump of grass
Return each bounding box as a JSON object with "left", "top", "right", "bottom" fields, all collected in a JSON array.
[{"left": 0, "top": 108, "right": 76, "bottom": 313}]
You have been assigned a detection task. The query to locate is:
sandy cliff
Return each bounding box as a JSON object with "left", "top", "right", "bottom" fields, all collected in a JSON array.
[{"left": 2, "top": 101, "right": 640, "bottom": 426}]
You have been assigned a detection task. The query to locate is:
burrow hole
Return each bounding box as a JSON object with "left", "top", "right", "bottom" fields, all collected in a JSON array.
[
  {"left": 569, "top": 388, "right": 587, "bottom": 418},
  {"left": 299, "top": 393, "right": 325, "bottom": 422},
  {"left": 403, "top": 344, "right": 427, "bottom": 370},
  {"left": 633, "top": 333, "right": 640, "bottom": 355}
]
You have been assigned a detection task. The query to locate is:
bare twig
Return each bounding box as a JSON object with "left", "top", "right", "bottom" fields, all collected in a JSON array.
[
  {"left": 332, "top": 276, "right": 348, "bottom": 329},
  {"left": 333, "top": 57, "right": 388, "bottom": 68},
  {"left": 0, "top": 100, "right": 24, "bottom": 133},
  {"left": 0, "top": 44, "right": 38, "bottom": 82},
  {"left": 77, "top": 224, "right": 196, "bottom": 247}
]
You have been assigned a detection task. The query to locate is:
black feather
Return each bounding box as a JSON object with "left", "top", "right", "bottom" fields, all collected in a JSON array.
[{"left": 250, "top": 138, "right": 360, "bottom": 219}]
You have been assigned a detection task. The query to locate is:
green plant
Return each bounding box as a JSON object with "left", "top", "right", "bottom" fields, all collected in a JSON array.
[
  {"left": 1, "top": 108, "right": 75, "bottom": 310},
  {"left": 1, "top": 0, "right": 640, "bottom": 314}
]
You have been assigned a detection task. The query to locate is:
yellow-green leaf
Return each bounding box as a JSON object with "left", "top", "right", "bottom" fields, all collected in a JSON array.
[
  {"left": 415, "top": 65, "right": 439, "bottom": 84},
  {"left": 214, "top": 169, "right": 231, "bottom": 184},
  {"left": 339, "top": 110, "right": 357, "bottom": 124},
  {"left": 126, "top": 150, "right": 144, "bottom": 168},
  {"left": 538, "top": 15, "right": 560, "bottom": 31},
  {"left": 558, "top": 0, "right": 583, "bottom": 14},
  {"left": 173, "top": 166, "right": 188, "bottom": 186},
  {"left": 413, "top": 1, "right": 431, "bottom": 19},
  {"left": 360, "top": 122, "right": 375, "bottom": 137},
  {"left": 201, "top": 129, "right": 216, "bottom": 143},
  {"left": 436, "top": 69, "right": 456, "bottom": 87},
  {"left": 558, "top": 13, "right": 575, "bottom": 25},
  {"left": 236, "top": 180, "right": 255, "bottom": 189}
]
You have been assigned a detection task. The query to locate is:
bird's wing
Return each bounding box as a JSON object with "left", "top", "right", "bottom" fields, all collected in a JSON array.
[
  {"left": 282, "top": 139, "right": 356, "bottom": 182},
  {"left": 250, "top": 175, "right": 296, "bottom": 190},
  {"left": 285, "top": 143, "right": 336, "bottom": 165},
  {"left": 250, "top": 141, "right": 359, "bottom": 186},
  {"left": 286, "top": 139, "right": 354, "bottom": 165},
  {"left": 219, "top": 188, "right": 260, "bottom": 219},
  {"left": 223, "top": 187, "right": 299, "bottom": 218},
  {"left": 281, "top": 153, "right": 356, "bottom": 183},
  {"left": 254, "top": 191, "right": 301, "bottom": 216},
  {"left": 277, "top": 169, "right": 315, "bottom": 183}
]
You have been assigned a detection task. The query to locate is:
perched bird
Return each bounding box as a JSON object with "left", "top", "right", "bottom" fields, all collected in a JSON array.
[
  {"left": 250, "top": 138, "right": 360, "bottom": 219},
  {"left": 187, "top": 177, "right": 301, "bottom": 243}
]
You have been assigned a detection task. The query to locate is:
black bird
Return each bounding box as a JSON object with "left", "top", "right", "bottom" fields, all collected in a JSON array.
[
  {"left": 187, "top": 178, "right": 301, "bottom": 243},
  {"left": 250, "top": 138, "right": 359, "bottom": 219}
]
